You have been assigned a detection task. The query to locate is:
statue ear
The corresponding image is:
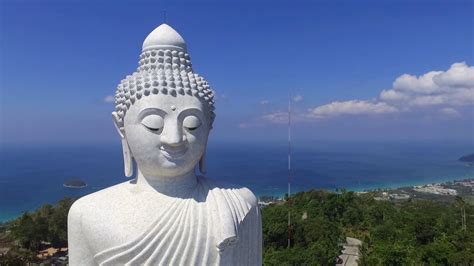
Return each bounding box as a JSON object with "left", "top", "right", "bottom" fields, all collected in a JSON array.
[
  {"left": 112, "top": 112, "right": 134, "bottom": 177},
  {"left": 121, "top": 139, "right": 134, "bottom": 177},
  {"left": 112, "top": 112, "right": 125, "bottom": 138},
  {"left": 199, "top": 151, "right": 207, "bottom": 174}
]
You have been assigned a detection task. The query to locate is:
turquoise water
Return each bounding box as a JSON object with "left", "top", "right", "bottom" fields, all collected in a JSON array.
[{"left": 1, "top": 140, "right": 473, "bottom": 222}]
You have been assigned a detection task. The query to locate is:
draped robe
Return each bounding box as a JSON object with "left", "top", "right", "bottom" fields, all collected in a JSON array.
[{"left": 71, "top": 177, "right": 262, "bottom": 266}]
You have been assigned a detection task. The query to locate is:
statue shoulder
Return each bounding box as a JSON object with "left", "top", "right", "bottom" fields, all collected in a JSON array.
[
  {"left": 68, "top": 181, "right": 135, "bottom": 264},
  {"left": 199, "top": 176, "right": 258, "bottom": 208},
  {"left": 68, "top": 181, "right": 132, "bottom": 219}
]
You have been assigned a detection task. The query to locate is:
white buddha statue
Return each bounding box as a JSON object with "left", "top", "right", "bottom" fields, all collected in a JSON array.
[{"left": 68, "top": 24, "right": 262, "bottom": 265}]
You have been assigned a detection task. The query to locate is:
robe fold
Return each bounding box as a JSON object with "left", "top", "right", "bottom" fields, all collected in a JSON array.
[{"left": 92, "top": 177, "right": 262, "bottom": 266}]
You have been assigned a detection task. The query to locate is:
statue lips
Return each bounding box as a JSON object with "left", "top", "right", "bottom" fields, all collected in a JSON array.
[{"left": 159, "top": 144, "right": 188, "bottom": 160}]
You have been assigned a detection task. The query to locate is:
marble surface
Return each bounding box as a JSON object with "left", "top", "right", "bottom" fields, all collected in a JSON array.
[{"left": 68, "top": 23, "right": 262, "bottom": 265}]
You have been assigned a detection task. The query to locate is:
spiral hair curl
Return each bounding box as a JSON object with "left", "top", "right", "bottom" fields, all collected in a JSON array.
[{"left": 113, "top": 48, "right": 215, "bottom": 128}]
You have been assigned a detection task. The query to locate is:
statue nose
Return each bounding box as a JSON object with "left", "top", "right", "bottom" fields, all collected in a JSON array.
[{"left": 160, "top": 123, "right": 185, "bottom": 147}]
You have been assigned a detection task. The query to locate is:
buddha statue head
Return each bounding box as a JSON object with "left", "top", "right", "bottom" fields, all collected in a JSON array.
[{"left": 111, "top": 24, "right": 215, "bottom": 180}]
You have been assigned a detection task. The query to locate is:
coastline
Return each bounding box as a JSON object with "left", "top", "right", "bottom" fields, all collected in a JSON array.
[
  {"left": 2, "top": 175, "right": 472, "bottom": 223},
  {"left": 255, "top": 174, "right": 474, "bottom": 199},
  {"left": 347, "top": 174, "right": 474, "bottom": 193},
  {"left": 0, "top": 214, "right": 18, "bottom": 224}
]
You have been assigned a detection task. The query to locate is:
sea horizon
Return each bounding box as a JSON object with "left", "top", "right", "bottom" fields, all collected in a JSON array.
[{"left": 1, "top": 139, "right": 473, "bottom": 222}]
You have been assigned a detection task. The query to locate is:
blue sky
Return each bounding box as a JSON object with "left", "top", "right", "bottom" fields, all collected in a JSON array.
[{"left": 1, "top": 0, "right": 473, "bottom": 144}]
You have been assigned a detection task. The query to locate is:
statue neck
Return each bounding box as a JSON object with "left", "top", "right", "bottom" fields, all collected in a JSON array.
[{"left": 136, "top": 169, "right": 198, "bottom": 198}]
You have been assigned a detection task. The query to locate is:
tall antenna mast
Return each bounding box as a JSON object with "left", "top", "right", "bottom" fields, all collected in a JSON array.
[{"left": 287, "top": 94, "right": 292, "bottom": 249}]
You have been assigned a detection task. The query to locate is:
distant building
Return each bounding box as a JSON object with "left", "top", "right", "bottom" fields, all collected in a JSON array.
[
  {"left": 455, "top": 180, "right": 474, "bottom": 188},
  {"left": 389, "top": 193, "right": 410, "bottom": 200},
  {"left": 414, "top": 184, "right": 457, "bottom": 196}
]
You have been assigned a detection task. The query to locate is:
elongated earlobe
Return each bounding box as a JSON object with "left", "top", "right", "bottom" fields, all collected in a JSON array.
[
  {"left": 199, "top": 152, "right": 207, "bottom": 174},
  {"left": 112, "top": 112, "right": 134, "bottom": 177},
  {"left": 121, "top": 139, "right": 134, "bottom": 177}
]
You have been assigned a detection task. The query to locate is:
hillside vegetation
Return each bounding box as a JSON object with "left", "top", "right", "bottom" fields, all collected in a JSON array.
[
  {"left": 1, "top": 192, "right": 473, "bottom": 265},
  {"left": 262, "top": 190, "right": 474, "bottom": 265}
]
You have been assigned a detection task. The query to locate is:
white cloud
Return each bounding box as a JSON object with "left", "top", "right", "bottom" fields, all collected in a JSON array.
[
  {"left": 292, "top": 95, "right": 303, "bottom": 102},
  {"left": 309, "top": 100, "right": 398, "bottom": 118},
  {"left": 393, "top": 71, "right": 443, "bottom": 94},
  {"left": 382, "top": 62, "right": 474, "bottom": 107},
  {"left": 260, "top": 100, "right": 269, "bottom": 105},
  {"left": 261, "top": 112, "right": 288, "bottom": 124},
  {"left": 304, "top": 62, "right": 473, "bottom": 121},
  {"left": 379, "top": 89, "right": 408, "bottom": 101},
  {"left": 439, "top": 107, "right": 460, "bottom": 117},
  {"left": 258, "top": 62, "right": 473, "bottom": 124},
  {"left": 433, "top": 62, "right": 474, "bottom": 88},
  {"left": 103, "top": 95, "right": 115, "bottom": 103},
  {"left": 261, "top": 110, "right": 313, "bottom": 124},
  {"left": 382, "top": 87, "right": 474, "bottom": 107},
  {"left": 408, "top": 95, "right": 446, "bottom": 107},
  {"left": 446, "top": 88, "right": 474, "bottom": 105}
]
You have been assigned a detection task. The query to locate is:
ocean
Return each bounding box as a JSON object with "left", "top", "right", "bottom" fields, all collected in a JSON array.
[{"left": 1, "top": 140, "right": 473, "bottom": 222}]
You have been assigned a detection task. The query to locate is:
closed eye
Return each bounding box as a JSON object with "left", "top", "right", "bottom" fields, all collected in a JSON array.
[
  {"left": 141, "top": 114, "right": 164, "bottom": 133},
  {"left": 144, "top": 125, "right": 161, "bottom": 132},
  {"left": 183, "top": 115, "right": 201, "bottom": 132}
]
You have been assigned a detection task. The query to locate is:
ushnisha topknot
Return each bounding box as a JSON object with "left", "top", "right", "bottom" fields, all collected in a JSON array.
[{"left": 113, "top": 24, "right": 215, "bottom": 128}]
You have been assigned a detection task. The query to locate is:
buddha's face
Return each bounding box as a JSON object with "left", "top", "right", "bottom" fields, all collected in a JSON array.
[{"left": 121, "top": 94, "right": 210, "bottom": 178}]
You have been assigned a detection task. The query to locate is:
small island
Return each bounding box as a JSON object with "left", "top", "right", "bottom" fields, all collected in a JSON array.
[
  {"left": 63, "top": 180, "right": 87, "bottom": 189},
  {"left": 459, "top": 153, "right": 474, "bottom": 166}
]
